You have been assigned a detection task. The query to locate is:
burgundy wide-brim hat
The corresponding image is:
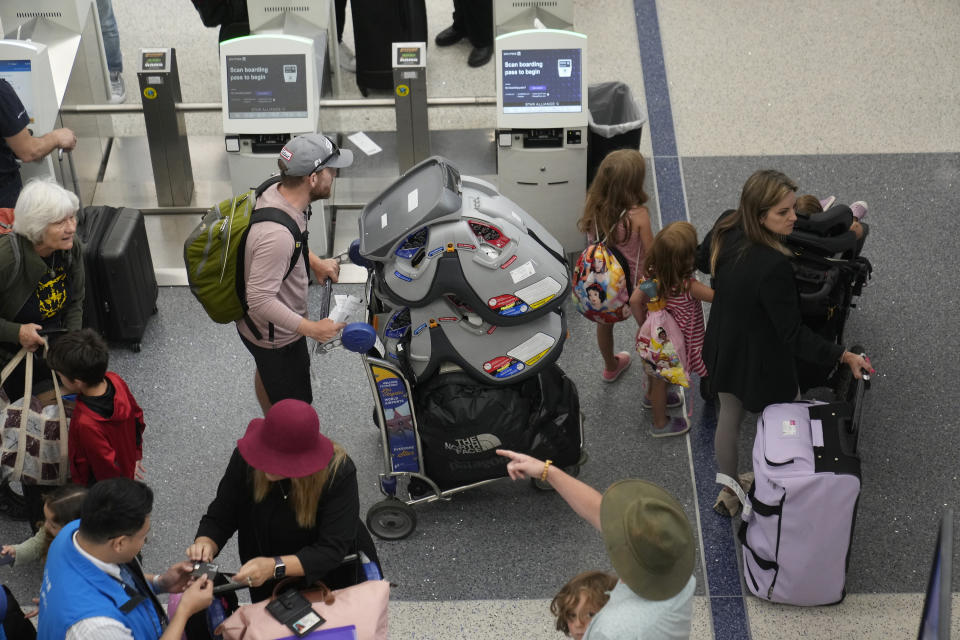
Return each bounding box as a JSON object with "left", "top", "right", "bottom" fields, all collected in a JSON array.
[{"left": 237, "top": 399, "right": 334, "bottom": 478}]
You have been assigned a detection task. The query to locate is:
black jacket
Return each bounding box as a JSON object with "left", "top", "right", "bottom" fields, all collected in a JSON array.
[
  {"left": 195, "top": 449, "right": 377, "bottom": 602},
  {"left": 702, "top": 226, "right": 843, "bottom": 412}
]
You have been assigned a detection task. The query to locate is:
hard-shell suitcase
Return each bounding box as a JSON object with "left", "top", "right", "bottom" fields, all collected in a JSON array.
[
  {"left": 78, "top": 206, "right": 158, "bottom": 351},
  {"left": 350, "top": 0, "right": 427, "bottom": 95},
  {"left": 727, "top": 377, "right": 868, "bottom": 606}
]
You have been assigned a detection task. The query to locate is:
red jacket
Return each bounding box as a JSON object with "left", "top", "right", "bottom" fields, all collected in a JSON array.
[{"left": 68, "top": 372, "right": 145, "bottom": 485}]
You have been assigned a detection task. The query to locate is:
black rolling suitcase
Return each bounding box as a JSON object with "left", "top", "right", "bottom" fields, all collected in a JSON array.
[
  {"left": 350, "top": 0, "right": 427, "bottom": 95},
  {"left": 77, "top": 206, "right": 158, "bottom": 351}
]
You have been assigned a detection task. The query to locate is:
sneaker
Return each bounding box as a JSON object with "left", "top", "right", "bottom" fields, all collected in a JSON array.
[
  {"left": 640, "top": 389, "right": 683, "bottom": 409},
  {"left": 650, "top": 416, "right": 690, "bottom": 438},
  {"left": 819, "top": 195, "right": 836, "bottom": 211},
  {"left": 108, "top": 71, "right": 125, "bottom": 104},
  {"left": 850, "top": 201, "right": 869, "bottom": 221},
  {"left": 338, "top": 41, "right": 356, "bottom": 73},
  {"left": 601, "top": 352, "right": 631, "bottom": 382}
]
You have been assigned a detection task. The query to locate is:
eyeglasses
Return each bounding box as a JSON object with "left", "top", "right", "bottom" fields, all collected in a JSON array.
[{"left": 312, "top": 138, "right": 340, "bottom": 174}]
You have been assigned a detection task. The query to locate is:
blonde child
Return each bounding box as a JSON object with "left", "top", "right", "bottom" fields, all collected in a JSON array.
[
  {"left": 577, "top": 150, "right": 655, "bottom": 382},
  {"left": 550, "top": 571, "right": 618, "bottom": 640},
  {"left": 630, "top": 222, "right": 714, "bottom": 437}
]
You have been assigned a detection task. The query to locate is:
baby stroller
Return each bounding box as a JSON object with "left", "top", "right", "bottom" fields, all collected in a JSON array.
[
  {"left": 348, "top": 156, "right": 586, "bottom": 541},
  {"left": 785, "top": 203, "right": 873, "bottom": 393},
  {"left": 697, "top": 204, "right": 873, "bottom": 397}
]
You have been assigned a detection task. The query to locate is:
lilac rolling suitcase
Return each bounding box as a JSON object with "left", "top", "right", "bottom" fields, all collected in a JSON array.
[{"left": 725, "top": 379, "right": 865, "bottom": 606}]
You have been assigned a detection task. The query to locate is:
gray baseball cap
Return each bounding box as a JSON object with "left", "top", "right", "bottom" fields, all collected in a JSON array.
[{"left": 278, "top": 133, "right": 353, "bottom": 176}]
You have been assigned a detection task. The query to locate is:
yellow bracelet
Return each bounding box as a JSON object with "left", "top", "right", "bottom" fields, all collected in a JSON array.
[{"left": 540, "top": 459, "right": 553, "bottom": 482}]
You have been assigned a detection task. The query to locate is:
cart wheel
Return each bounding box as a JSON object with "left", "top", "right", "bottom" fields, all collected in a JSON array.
[
  {"left": 530, "top": 462, "right": 580, "bottom": 491},
  {"left": 367, "top": 498, "right": 416, "bottom": 540}
]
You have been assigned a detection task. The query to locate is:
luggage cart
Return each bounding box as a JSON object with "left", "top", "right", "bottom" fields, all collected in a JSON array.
[{"left": 358, "top": 276, "right": 586, "bottom": 541}]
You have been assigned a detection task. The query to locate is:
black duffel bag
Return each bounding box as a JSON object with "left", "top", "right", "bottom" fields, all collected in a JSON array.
[{"left": 414, "top": 364, "right": 581, "bottom": 490}]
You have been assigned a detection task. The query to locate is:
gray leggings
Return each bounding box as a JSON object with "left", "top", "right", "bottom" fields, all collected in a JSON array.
[{"left": 715, "top": 390, "right": 799, "bottom": 478}]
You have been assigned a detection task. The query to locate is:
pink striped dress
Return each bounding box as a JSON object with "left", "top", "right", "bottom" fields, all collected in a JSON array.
[{"left": 665, "top": 279, "right": 707, "bottom": 377}]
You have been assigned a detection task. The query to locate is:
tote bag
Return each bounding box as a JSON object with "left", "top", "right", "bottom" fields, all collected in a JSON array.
[
  {"left": 0, "top": 346, "right": 70, "bottom": 486},
  {"left": 218, "top": 579, "right": 389, "bottom": 640}
]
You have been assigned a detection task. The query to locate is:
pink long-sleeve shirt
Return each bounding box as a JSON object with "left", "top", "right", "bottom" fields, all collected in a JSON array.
[{"left": 235, "top": 184, "right": 309, "bottom": 348}]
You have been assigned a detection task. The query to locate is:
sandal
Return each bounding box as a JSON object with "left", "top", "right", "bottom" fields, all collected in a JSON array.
[{"left": 713, "top": 488, "right": 741, "bottom": 517}]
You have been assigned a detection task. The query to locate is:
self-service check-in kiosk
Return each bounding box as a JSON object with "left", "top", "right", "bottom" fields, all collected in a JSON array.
[
  {"left": 493, "top": 0, "right": 574, "bottom": 36},
  {"left": 495, "top": 29, "right": 587, "bottom": 253},
  {"left": 221, "top": 0, "right": 339, "bottom": 256},
  {"left": 0, "top": 0, "right": 113, "bottom": 207}
]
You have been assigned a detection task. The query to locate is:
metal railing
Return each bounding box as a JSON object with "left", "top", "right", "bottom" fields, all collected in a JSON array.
[{"left": 59, "top": 96, "right": 497, "bottom": 115}]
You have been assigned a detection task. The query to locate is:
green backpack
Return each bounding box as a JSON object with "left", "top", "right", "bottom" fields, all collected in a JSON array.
[{"left": 183, "top": 177, "right": 308, "bottom": 337}]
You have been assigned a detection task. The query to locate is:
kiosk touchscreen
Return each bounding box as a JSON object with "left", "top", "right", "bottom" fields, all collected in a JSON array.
[
  {"left": 220, "top": 34, "right": 332, "bottom": 255},
  {"left": 495, "top": 29, "right": 588, "bottom": 253},
  {"left": 221, "top": 36, "right": 319, "bottom": 137}
]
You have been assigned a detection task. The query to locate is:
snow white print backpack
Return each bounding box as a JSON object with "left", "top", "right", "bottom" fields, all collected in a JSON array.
[
  {"left": 635, "top": 279, "right": 691, "bottom": 387},
  {"left": 572, "top": 211, "right": 640, "bottom": 324}
]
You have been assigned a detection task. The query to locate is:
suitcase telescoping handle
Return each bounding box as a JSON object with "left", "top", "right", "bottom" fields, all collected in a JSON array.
[{"left": 848, "top": 353, "right": 871, "bottom": 451}]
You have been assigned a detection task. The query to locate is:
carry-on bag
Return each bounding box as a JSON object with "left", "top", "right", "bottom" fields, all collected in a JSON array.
[
  {"left": 571, "top": 210, "right": 640, "bottom": 324},
  {"left": 635, "top": 280, "right": 690, "bottom": 388},
  {"left": 0, "top": 346, "right": 69, "bottom": 486},
  {"left": 78, "top": 206, "right": 158, "bottom": 351},
  {"left": 217, "top": 579, "right": 389, "bottom": 640},
  {"left": 414, "top": 364, "right": 581, "bottom": 489},
  {"left": 350, "top": 0, "right": 427, "bottom": 95},
  {"left": 183, "top": 177, "right": 306, "bottom": 337},
  {"left": 719, "top": 388, "right": 864, "bottom": 606}
]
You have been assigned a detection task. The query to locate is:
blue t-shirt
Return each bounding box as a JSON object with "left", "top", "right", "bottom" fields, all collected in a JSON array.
[
  {"left": 584, "top": 576, "right": 696, "bottom": 640},
  {"left": 0, "top": 79, "right": 29, "bottom": 179}
]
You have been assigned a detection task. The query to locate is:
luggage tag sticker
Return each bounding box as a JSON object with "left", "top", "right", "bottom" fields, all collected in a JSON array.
[
  {"left": 508, "top": 332, "right": 556, "bottom": 364},
  {"left": 407, "top": 188, "right": 419, "bottom": 213},
  {"left": 781, "top": 420, "right": 799, "bottom": 438},
  {"left": 509, "top": 260, "right": 536, "bottom": 284},
  {"left": 515, "top": 277, "right": 562, "bottom": 305}
]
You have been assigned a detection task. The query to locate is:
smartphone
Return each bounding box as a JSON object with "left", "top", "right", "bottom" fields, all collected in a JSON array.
[
  {"left": 190, "top": 562, "right": 219, "bottom": 581},
  {"left": 0, "top": 554, "right": 15, "bottom": 567}
]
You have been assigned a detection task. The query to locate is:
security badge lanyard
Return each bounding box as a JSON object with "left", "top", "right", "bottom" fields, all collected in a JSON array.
[{"left": 114, "top": 562, "right": 168, "bottom": 631}]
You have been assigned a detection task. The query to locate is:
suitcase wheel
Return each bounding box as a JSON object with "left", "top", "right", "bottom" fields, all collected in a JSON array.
[
  {"left": 359, "top": 86, "right": 369, "bottom": 97},
  {"left": 131, "top": 343, "right": 141, "bottom": 353},
  {"left": 366, "top": 498, "right": 416, "bottom": 541}
]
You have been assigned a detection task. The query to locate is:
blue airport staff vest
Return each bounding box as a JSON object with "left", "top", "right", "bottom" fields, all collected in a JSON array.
[{"left": 38, "top": 520, "right": 164, "bottom": 640}]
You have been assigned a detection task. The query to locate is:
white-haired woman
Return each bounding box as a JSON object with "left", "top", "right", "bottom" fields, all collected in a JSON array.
[
  {"left": 0, "top": 178, "right": 84, "bottom": 524},
  {"left": 0, "top": 178, "right": 84, "bottom": 399}
]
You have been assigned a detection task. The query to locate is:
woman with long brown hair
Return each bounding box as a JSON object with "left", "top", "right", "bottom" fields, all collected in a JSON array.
[
  {"left": 187, "top": 400, "right": 378, "bottom": 602},
  {"left": 702, "top": 170, "right": 872, "bottom": 516}
]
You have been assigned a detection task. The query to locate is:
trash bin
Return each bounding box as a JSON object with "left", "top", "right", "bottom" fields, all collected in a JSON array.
[{"left": 586, "top": 82, "right": 647, "bottom": 186}]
